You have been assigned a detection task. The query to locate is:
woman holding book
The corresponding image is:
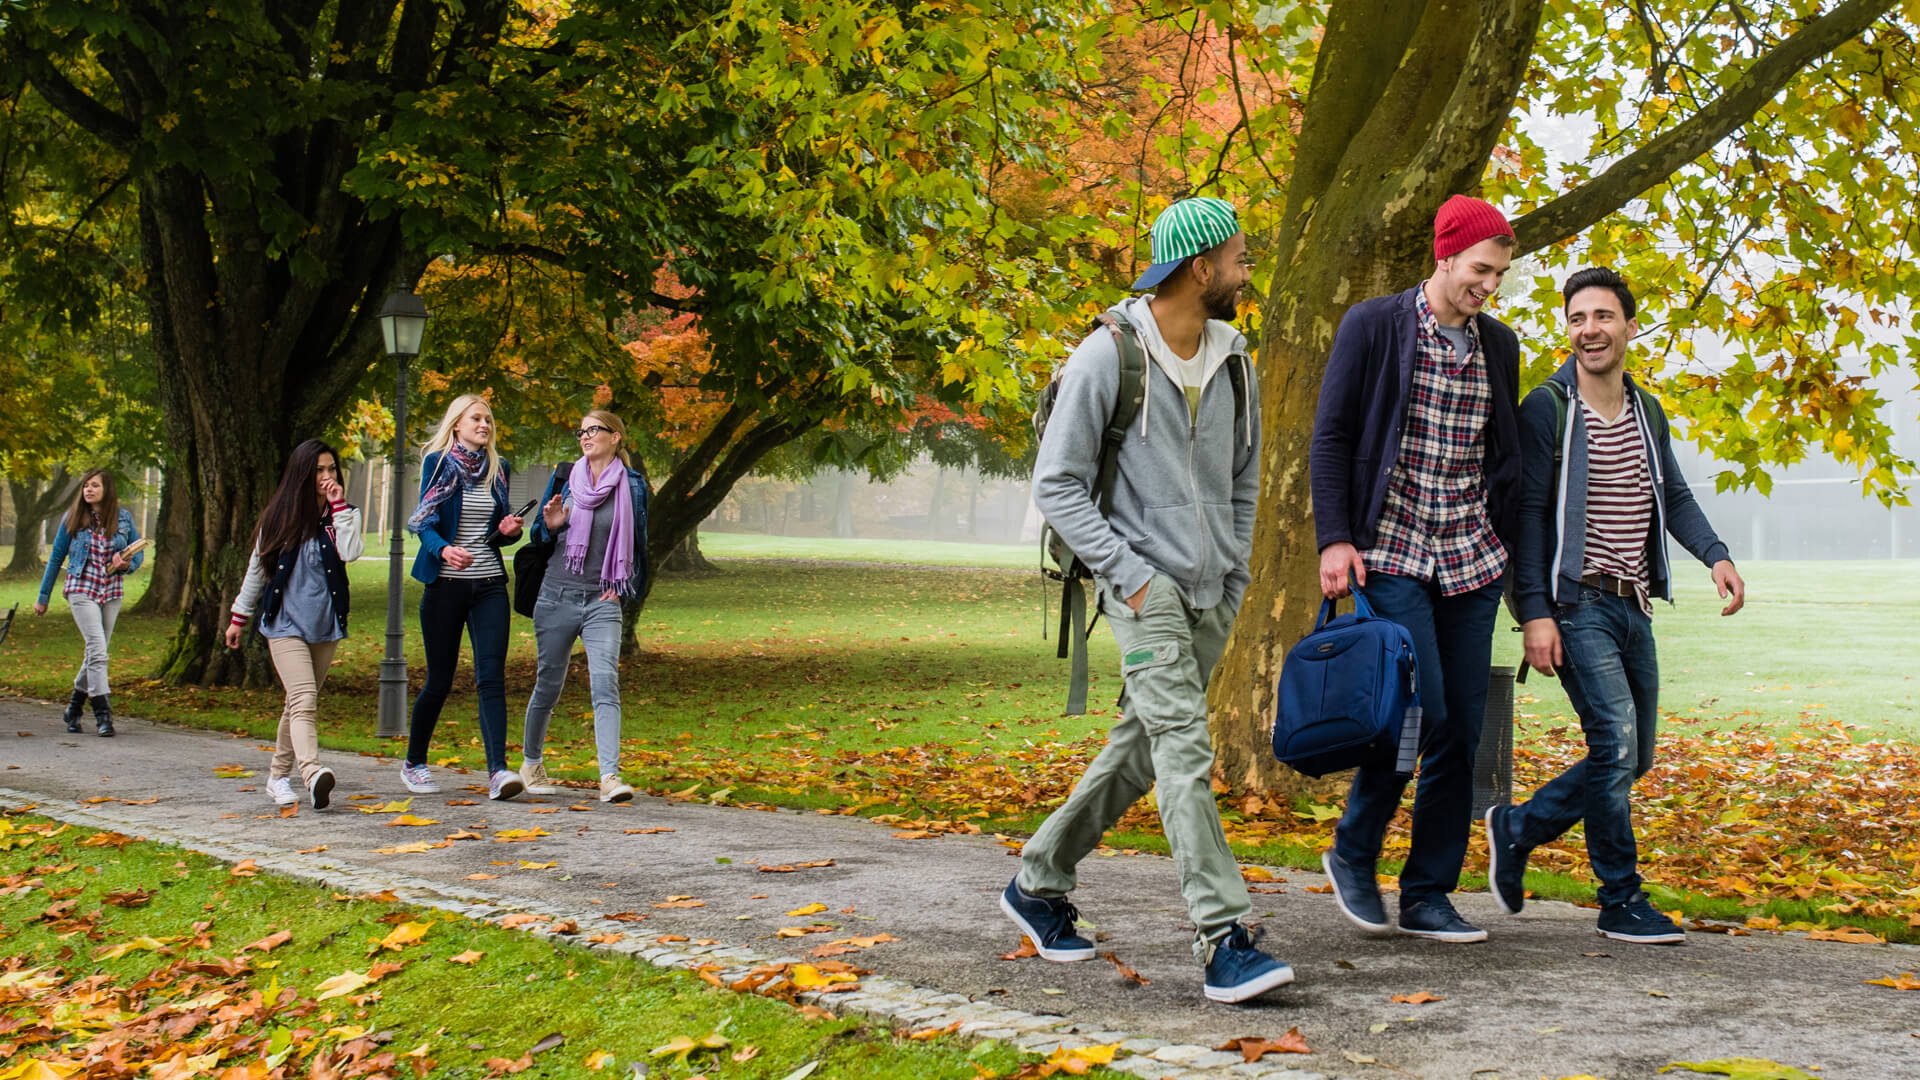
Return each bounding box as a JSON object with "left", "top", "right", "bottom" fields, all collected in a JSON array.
[
  {"left": 35, "top": 468, "right": 145, "bottom": 737},
  {"left": 226, "top": 440, "right": 363, "bottom": 808}
]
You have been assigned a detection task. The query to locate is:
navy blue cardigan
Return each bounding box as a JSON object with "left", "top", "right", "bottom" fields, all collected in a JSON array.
[{"left": 1309, "top": 284, "right": 1522, "bottom": 553}]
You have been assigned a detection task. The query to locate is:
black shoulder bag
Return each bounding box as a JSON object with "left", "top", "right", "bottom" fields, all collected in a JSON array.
[{"left": 512, "top": 466, "right": 569, "bottom": 618}]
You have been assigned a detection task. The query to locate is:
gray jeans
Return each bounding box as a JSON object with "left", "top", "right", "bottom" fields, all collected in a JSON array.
[
  {"left": 68, "top": 597, "right": 121, "bottom": 698},
  {"left": 521, "top": 583, "right": 624, "bottom": 777},
  {"left": 1017, "top": 573, "right": 1251, "bottom": 962}
]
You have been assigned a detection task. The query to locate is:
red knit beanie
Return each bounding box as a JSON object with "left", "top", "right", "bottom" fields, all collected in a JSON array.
[{"left": 1433, "top": 195, "right": 1513, "bottom": 261}]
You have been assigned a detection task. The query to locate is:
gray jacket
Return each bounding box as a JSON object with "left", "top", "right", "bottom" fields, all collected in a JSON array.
[{"left": 1032, "top": 297, "right": 1261, "bottom": 613}]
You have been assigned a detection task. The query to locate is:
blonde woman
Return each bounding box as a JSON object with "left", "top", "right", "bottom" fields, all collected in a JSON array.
[
  {"left": 35, "top": 468, "right": 144, "bottom": 737},
  {"left": 518, "top": 409, "right": 650, "bottom": 803},
  {"left": 401, "top": 395, "right": 526, "bottom": 801}
]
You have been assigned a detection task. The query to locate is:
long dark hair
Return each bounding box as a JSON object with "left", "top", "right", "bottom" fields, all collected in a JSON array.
[
  {"left": 62, "top": 468, "right": 119, "bottom": 535},
  {"left": 253, "top": 439, "right": 344, "bottom": 559}
]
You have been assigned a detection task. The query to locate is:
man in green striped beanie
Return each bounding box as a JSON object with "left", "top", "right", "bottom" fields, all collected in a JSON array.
[{"left": 1005, "top": 198, "right": 1290, "bottom": 1003}]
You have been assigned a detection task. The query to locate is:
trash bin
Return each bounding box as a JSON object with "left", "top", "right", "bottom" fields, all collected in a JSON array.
[{"left": 1472, "top": 666, "right": 1516, "bottom": 818}]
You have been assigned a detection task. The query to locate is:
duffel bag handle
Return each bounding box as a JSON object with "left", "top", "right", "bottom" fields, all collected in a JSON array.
[{"left": 1314, "top": 570, "right": 1378, "bottom": 629}]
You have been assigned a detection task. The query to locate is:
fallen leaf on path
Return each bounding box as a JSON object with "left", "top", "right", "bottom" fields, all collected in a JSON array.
[
  {"left": 1390, "top": 991, "right": 1444, "bottom": 1004},
  {"left": 1659, "top": 1058, "right": 1818, "bottom": 1079},
  {"left": 517, "top": 861, "right": 557, "bottom": 870},
  {"left": 497, "top": 914, "right": 546, "bottom": 929},
  {"left": 358, "top": 799, "right": 414, "bottom": 814},
  {"left": 493, "top": 828, "right": 550, "bottom": 842},
  {"left": 229, "top": 860, "right": 260, "bottom": 877},
  {"left": 655, "top": 896, "right": 706, "bottom": 909},
  {"left": 605, "top": 911, "right": 648, "bottom": 922},
  {"left": 1100, "top": 951, "right": 1149, "bottom": 986},
  {"left": 297, "top": 844, "right": 327, "bottom": 854},
  {"left": 374, "top": 841, "right": 446, "bottom": 855},
  {"left": 785, "top": 902, "right": 828, "bottom": 916},
  {"left": 1241, "top": 866, "right": 1281, "bottom": 882},
  {"left": 1002, "top": 936, "right": 1039, "bottom": 960},
  {"left": 213, "top": 765, "right": 255, "bottom": 778},
  {"left": 1305, "top": 882, "right": 1333, "bottom": 893},
  {"left": 550, "top": 919, "right": 579, "bottom": 934},
  {"left": 790, "top": 964, "right": 858, "bottom": 989},
  {"left": 466, "top": 872, "right": 498, "bottom": 880},
  {"left": 907, "top": 1020, "right": 963, "bottom": 1041},
  {"left": 890, "top": 829, "right": 937, "bottom": 839},
  {"left": 587, "top": 932, "right": 625, "bottom": 945},
  {"left": 1865, "top": 972, "right": 1920, "bottom": 990},
  {"left": 776, "top": 924, "right": 836, "bottom": 938},
  {"left": 1808, "top": 927, "right": 1884, "bottom": 944},
  {"left": 624, "top": 827, "right": 675, "bottom": 835},
  {"left": 759, "top": 860, "right": 834, "bottom": 873},
  {"left": 1217, "top": 1029, "right": 1311, "bottom": 1061}
]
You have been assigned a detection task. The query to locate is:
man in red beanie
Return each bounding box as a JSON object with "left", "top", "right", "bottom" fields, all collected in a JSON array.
[{"left": 1307, "top": 194, "right": 1523, "bottom": 943}]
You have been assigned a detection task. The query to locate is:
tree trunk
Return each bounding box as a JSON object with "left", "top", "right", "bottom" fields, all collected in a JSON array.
[
  {"left": 132, "top": 467, "right": 192, "bottom": 615},
  {"left": 657, "top": 527, "right": 715, "bottom": 575},
  {"left": 831, "top": 470, "right": 855, "bottom": 538},
  {"left": 926, "top": 466, "right": 947, "bottom": 538},
  {"left": 4, "top": 470, "right": 69, "bottom": 578}
]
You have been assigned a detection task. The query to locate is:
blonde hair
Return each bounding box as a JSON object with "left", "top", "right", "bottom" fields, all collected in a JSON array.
[
  {"left": 422, "top": 394, "right": 503, "bottom": 487},
  {"left": 583, "top": 408, "right": 631, "bottom": 466}
]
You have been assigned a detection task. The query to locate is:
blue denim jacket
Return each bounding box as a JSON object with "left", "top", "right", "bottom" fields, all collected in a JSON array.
[
  {"left": 408, "top": 452, "right": 516, "bottom": 584},
  {"left": 38, "top": 507, "right": 144, "bottom": 604}
]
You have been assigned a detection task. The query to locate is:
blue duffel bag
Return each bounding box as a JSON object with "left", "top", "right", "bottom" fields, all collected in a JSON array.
[{"left": 1270, "top": 582, "right": 1422, "bottom": 778}]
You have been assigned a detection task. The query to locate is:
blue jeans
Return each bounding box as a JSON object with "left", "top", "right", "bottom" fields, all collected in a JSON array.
[
  {"left": 408, "top": 575, "right": 512, "bottom": 774},
  {"left": 1506, "top": 588, "right": 1659, "bottom": 908},
  {"left": 1333, "top": 572, "right": 1502, "bottom": 906},
  {"left": 522, "top": 582, "right": 625, "bottom": 777}
]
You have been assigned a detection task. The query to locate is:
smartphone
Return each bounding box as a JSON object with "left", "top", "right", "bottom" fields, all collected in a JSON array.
[{"left": 485, "top": 499, "right": 540, "bottom": 545}]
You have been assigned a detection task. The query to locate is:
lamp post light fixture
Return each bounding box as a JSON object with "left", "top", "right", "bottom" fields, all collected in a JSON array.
[{"left": 375, "top": 286, "right": 429, "bottom": 740}]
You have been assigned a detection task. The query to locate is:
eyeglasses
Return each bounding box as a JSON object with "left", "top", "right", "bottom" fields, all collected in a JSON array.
[{"left": 577, "top": 425, "right": 613, "bottom": 439}]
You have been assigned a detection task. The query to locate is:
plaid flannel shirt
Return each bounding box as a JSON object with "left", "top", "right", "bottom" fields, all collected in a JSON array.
[
  {"left": 63, "top": 525, "right": 125, "bottom": 605},
  {"left": 1362, "top": 288, "right": 1508, "bottom": 595}
]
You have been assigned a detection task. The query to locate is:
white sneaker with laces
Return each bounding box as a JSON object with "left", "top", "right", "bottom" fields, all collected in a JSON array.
[
  {"left": 266, "top": 776, "right": 297, "bottom": 806},
  {"left": 520, "top": 760, "right": 558, "bottom": 795},
  {"left": 488, "top": 770, "right": 525, "bottom": 801},
  {"left": 400, "top": 762, "right": 440, "bottom": 794},
  {"left": 599, "top": 775, "right": 633, "bottom": 804}
]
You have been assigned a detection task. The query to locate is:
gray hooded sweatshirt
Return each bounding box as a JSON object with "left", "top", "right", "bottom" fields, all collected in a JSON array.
[{"left": 1032, "top": 296, "right": 1261, "bottom": 613}]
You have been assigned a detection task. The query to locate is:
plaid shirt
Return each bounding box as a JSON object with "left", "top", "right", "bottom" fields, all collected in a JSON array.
[
  {"left": 1362, "top": 287, "right": 1508, "bottom": 595},
  {"left": 63, "top": 523, "right": 125, "bottom": 605}
]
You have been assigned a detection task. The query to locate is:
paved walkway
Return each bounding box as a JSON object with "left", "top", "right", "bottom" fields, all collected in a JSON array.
[{"left": 3, "top": 697, "right": 1917, "bottom": 1079}]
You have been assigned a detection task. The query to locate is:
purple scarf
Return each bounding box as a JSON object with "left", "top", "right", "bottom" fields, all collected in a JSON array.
[
  {"left": 564, "top": 456, "right": 635, "bottom": 596},
  {"left": 407, "top": 443, "right": 488, "bottom": 534}
]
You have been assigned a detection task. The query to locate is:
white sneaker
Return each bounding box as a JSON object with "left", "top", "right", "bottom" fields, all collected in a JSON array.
[
  {"left": 520, "top": 760, "right": 558, "bottom": 796},
  {"left": 488, "top": 770, "right": 525, "bottom": 801},
  {"left": 400, "top": 762, "right": 440, "bottom": 794},
  {"left": 307, "top": 767, "right": 336, "bottom": 811},
  {"left": 266, "top": 776, "right": 297, "bottom": 806},
  {"left": 599, "top": 775, "right": 633, "bottom": 804}
]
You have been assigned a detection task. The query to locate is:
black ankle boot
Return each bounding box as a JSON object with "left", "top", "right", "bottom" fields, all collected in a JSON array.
[
  {"left": 90, "top": 695, "right": 114, "bottom": 738},
  {"left": 63, "top": 689, "right": 88, "bottom": 733}
]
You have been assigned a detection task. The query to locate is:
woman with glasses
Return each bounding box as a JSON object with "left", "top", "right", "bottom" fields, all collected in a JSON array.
[
  {"left": 517, "top": 409, "right": 650, "bottom": 803},
  {"left": 400, "top": 394, "right": 527, "bottom": 801}
]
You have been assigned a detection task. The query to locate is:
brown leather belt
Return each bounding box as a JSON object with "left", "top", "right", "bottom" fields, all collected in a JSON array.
[{"left": 1579, "top": 572, "right": 1638, "bottom": 597}]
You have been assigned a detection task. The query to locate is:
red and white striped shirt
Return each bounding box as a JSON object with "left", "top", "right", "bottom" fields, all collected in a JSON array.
[{"left": 1579, "top": 393, "right": 1653, "bottom": 609}]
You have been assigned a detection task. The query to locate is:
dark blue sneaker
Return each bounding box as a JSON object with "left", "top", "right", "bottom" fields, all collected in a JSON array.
[
  {"left": 1202, "top": 924, "right": 1294, "bottom": 1003},
  {"left": 1485, "top": 804, "right": 1531, "bottom": 915},
  {"left": 998, "top": 879, "right": 1095, "bottom": 962},
  {"left": 1322, "top": 850, "right": 1390, "bottom": 934},
  {"left": 1596, "top": 895, "right": 1686, "bottom": 945},
  {"left": 1398, "top": 897, "right": 1487, "bottom": 943}
]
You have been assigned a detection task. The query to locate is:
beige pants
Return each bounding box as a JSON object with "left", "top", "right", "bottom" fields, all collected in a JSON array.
[{"left": 267, "top": 637, "right": 337, "bottom": 782}]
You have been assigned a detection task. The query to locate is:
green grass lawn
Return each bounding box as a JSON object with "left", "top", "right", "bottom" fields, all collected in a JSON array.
[{"left": 0, "top": 812, "right": 1073, "bottom": 1079}]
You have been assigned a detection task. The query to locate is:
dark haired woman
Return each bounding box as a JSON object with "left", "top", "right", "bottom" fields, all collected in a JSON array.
[
  {"left": 35, "top": 468, "right": 144, "bottom": 736},
  {"left": 518, "top": 408, "right": 649, "bottom": 804},
  {"left": 400, "top": 394, "right": 526, "bottom": 801},
  {"left": 227, "top": 440, "right": 363, "bottom": 810}
]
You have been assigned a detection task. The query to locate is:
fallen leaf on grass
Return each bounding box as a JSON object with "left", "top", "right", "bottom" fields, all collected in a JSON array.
[
  {"left": 529, "top": 1032, "right": 565, "bottom": 1055},
  {"left": 733, "top": 1045, "right": 762, "bottom": 1063},
  {"left": 229, "top": 860, "right": 260, "bottom": 877},
  {"left": 1100, "top": 951, "right": 1149, "bottom": 986},
  {"left": 791, "top": 964, "right": 859, "bottom": 990},
  {"left": 373, "top": 921, "right": 433, "bottom": 951},
  {"left": 651, "top": 1031, "right": 730, "bottom": 1063},
  {"left": 79, "top": 832, "right": 133, "bottom": 849},
  {"left": 759, "top": 860, "right": 835, "bottom": 873},
  {"left": 449, "top": 950, "right": 485, "bottom": 965},
  {"left": 1039, "top": 1044, "right": 1119, "bottom": 1073},
  {"left": 482, "top": 1053, "right": 533, "bottom": 1076},
  {"left": 1217, "top": 1030, "right": 1311, "bottom": 1061},
  {"left": 95, "top": 935, "right": 177, "bottom": 960},
  {"left": 582, "top": 1050, "right": 614, "bottom": 1071},
  {"left": 243, "top": 930, "right": 292, "bottom": 953},
  {"left": 315, "top": 970, "right": 373, "bottom": 1000},
  {"left": 1865, "top": 972, "right": 1920, "bottom": 990},
  {"left": 102, "top": 889, "right": 155, "bottom": 907},
  {"left": 1390, "top": 991, "right": 1445, "bottom": 1004}
]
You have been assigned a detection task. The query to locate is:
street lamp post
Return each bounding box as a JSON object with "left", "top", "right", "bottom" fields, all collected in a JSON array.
[{"left": 376, "top": 286, "right": 429, "bottom": 739}]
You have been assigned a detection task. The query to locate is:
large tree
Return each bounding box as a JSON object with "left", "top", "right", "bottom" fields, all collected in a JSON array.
[{"left": 1201, "top": 0, "right": 1915, "bottom": 791}]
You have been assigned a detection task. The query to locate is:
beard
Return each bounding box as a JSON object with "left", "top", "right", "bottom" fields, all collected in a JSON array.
[{"left": 1201, "top": 277, "right": 1241, "bottom": 321}]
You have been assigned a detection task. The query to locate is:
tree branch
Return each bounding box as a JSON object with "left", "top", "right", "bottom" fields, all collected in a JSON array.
[
  {"left": 1513, "top": 0, "right": 1897, "bottom": 256},
  {"left": 4, "top": 37, "right": 138, "bottom": 148}
]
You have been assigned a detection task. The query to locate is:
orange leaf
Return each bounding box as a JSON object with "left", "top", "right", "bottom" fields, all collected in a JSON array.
[
  {"left": 1865, "top": 972, "right": 1920, "bottom": 990},
  {"left": 1099, "top": 951, "right": 1149, "bottom": 986},
  {"left": 1390, "top": 991, "right": 1445, "bottom": 1005},
  {"left": 1001, "top": 936, "right": 1039, "bottom": 960},
  {"left": 229, "top": 860, "right": 260, "bottom": 877},
  {"left": 449, "top": 950, "right": 485, "bottom": 965},
  {"left": 1216, "top": 1029, "right": 1311, "bottom": 1061}
]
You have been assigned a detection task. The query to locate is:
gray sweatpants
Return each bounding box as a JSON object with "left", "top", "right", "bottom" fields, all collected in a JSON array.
[
  {"left": 1017, "top": 573, "right": 1252, "bottom": 962},
  {"left": 521, "top": 583, "right": 625, "bottom": 777},
  {"left": 68, "top": 597, "right": 121, "bottom": 698}
]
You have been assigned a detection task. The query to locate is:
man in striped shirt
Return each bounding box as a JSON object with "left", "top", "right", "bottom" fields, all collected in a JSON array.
[{"left": 1489, "top": 266, "right": 1745, "bottom": 944}]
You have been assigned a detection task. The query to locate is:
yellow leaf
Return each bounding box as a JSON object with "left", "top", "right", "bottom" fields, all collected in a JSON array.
[
  {"left": 373, "top": 921, "right": 433, "bottom": 952},
  {"left": 493, "top": 828, "right": 550, "bottom": 842},
  {"left": 785, "top": 902, "right": 829, "bottom": 916},
  {"left": 0, "top": 1059, "right": 84, "bottom": 1080},
  {"left": 315, "top": 969, "right": 374, "bottom": 1000},
  {"left": 386, "top": 814, "right": 440, "bottom": 827},
  {"left": 518, "top": 860, "right": 558, "bottom": 870},
  {"left": 375, "top": 842, "right": 439, "bottom": 855},
  {"left": 584, "top": 1051, "right": 615, "bottom": 1071},
  {"left": 94, "top": 935, "right": 176, "bottom": 960},
  {"left": 790, "top": 964, "right": 858, "bottom": 989},
  {"left": 357, "top": 798, "right": 414, "bottom": 814}
]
